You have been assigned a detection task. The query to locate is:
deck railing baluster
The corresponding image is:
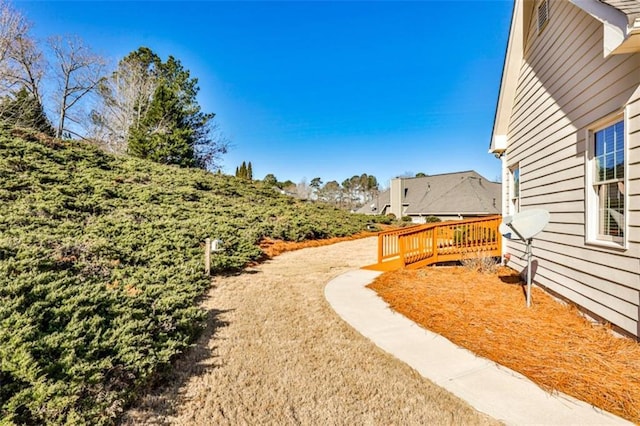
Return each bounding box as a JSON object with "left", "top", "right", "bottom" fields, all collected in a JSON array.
[{"left": 365, "top": 215, "right": 502, "bottom": 271}]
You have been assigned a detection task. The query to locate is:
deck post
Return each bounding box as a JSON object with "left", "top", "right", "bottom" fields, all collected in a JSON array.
[
  {"left": 431, "top": 227, "right": 438, "bottom": 264},
  {"left": 497, "top": 219, "right": 503, "bottom": 258}
]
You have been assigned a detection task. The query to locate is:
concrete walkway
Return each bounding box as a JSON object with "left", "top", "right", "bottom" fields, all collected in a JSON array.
[{"left": 325, "top": 269, "right": 633, "bottom": 426}]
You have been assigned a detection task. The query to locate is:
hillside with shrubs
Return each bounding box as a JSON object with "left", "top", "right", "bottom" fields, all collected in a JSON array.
[{"left": 0, "top": 127, "right": 383, "bottom": 425}]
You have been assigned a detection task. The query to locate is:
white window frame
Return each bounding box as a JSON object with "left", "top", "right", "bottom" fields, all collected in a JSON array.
[
  {"left": 509, "top": 164, "right": 520, "bottom": 215},
  {"left": 585, "top": 112, "right": 627, "bottom": 249}
]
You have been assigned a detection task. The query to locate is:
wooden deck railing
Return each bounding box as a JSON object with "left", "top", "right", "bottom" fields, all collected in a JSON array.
[{"left": 364, "top": 215, "right": 502, "bottom": 271}]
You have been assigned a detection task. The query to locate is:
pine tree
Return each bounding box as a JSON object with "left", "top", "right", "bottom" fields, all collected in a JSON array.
[
  {"left": 125, "top": 50, "right": 225, "bottom": 168},
  {"left": 247, "top": 161, "right": 253, "bottom": 180},
  {"left": 92, "top": 47, "right": 162, "bottom": 153},
  {"left": 128, "top": 83, "right": 196, "bottom": 166},
  {"left": 0, "top": 87, "right": 54, "bottom": 135},
  {"left": 233, "top": 161, "right": 255, "bottom": 179}
]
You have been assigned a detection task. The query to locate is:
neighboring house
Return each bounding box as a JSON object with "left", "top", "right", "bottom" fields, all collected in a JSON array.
[
  {"left": 357, "top": 170, "right": 501, "bottom": 223},
  {"left": 490, "top": 0, "right": 640, "bottom": 338}
]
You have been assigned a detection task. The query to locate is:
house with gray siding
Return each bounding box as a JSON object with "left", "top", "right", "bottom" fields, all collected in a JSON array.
[
  {"left": 357, "top": 170, "right": 501, "bottom": 222},
  {"left": 490, "top": 0, "right": 640, "bottom": 338}
]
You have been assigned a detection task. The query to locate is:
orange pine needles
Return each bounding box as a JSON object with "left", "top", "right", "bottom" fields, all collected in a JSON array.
[{"left": 368, "top": 267, "right": 640, "bottom": 423}]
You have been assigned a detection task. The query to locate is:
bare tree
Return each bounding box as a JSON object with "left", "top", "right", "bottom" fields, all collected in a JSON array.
[
  {"left": 295, "top": 178, "right": 311, "bottom": 200},
  {"left": 8, "top": 34, "right": 45, "bottom": 102},
  {"left": 0, "top": 0, "right": 27, "bottom": 93},
  {"left": 0, "top": 0, "right": 42, "bottom": 98},
  {"left": 0, "top": 1, "right": 52, "bottom": 133},
  {"left": 49, "top": 35, "right": 105, "bottom": 138},
  {"left": 91, "top": 48, "right": 160, "bottom": 153}
]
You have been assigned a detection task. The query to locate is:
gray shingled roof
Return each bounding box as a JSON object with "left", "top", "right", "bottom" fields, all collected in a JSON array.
[
  {"left": 599, "top": 0, "right": 640, "bottom": 20},
  {"left": 358, "top": 170, "right": 501, "bottom": 216},
  {"left": 404, "top": 171, "right": 500, "bottom": 215}
]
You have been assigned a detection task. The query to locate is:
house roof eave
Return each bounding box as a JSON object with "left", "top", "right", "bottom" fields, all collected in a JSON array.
[
  {"left": 609, "top": 19, "right": 640, "bottom": 54},
  {"left": 570, "top": 0, "right": 640, "bottom": 56},
  {"left": 490, "top": 0, "right": 524, "bottom": 155}
]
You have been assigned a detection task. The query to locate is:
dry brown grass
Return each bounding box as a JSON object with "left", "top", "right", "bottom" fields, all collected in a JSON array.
[
  {"left": 367, "top": 267, "right": 640, "bottom": 424},
  {"left": 258, "top": 231, "right": 376, "bottom": 258},
  {"left": 257, "top": 223, "right": 402, "bottom": 259},
  {"left": 122, "top": 238, "right": 499, "bottom": 425}
]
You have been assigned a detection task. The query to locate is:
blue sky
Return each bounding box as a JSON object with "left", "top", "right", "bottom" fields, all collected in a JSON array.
[{"left": 17, "top": 1, "right": 512, "bottom": 188}]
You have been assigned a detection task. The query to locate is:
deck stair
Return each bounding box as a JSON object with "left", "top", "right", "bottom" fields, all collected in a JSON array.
[{"left": 363, "top": 215, "right": 503, "bottom": 271}]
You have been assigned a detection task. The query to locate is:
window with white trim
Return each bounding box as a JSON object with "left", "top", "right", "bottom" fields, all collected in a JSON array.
[
  {"left": 587, "top": 118, "right": 625, "bottom": 245},
  {"left": 509, "top": 165, "right": 520, "bottom": 214}
]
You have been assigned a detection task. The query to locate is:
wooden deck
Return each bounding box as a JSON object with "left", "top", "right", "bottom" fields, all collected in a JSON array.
[{"left": 363, "top": 215, "right": 503, "bottom": 271}]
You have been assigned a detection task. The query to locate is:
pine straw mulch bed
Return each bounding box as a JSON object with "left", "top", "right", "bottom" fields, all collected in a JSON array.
[{"left": 367, "top": 266, "right": 640, "bottom": 424}]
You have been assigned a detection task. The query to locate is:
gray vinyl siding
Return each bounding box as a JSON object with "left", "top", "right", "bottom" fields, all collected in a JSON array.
[{"left": 504, "top": 1, "right": 640, "bottom": 336}]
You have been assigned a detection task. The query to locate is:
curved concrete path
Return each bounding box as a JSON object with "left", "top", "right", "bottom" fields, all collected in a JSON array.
[{"left": 325, "top": 269, "right": 633, "bottom": 426}]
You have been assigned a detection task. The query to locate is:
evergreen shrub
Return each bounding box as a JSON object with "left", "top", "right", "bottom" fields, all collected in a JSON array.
[{"left": 0, "top": 130, "right": 373, "bottom": 424}]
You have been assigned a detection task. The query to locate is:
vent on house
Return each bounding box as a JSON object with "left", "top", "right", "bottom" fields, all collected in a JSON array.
[{"left": 537, "top": 0, "right": 549, "bottom": 33}]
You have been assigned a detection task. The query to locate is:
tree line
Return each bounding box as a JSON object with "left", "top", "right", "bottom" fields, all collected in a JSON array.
[
  {"left": 235, "top": 161, "right": 253, "bottom": 180},
  {"left": 313, "top": 174, "right": 379, "bottom": 210},
  {"left": 253, "top": 169, "right": 380, "bottom": 211},
  {"left": 0, "top": 0, "right": 227, "bottom": 169}
]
